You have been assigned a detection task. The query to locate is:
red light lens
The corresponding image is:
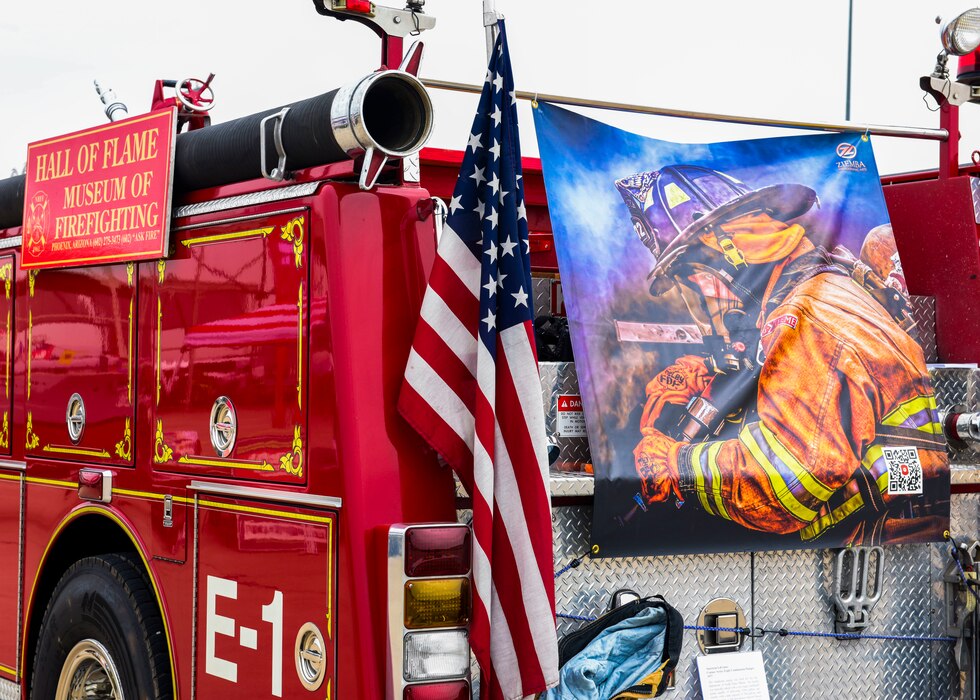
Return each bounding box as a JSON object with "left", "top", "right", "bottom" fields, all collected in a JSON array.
[
  {"left": 346, "top": 0, "right": 373, "bottom": 13},
  {"left": 404, "top": 681, "right": 470, "bottom": 700},
  {"left": 405, "top": 526, "right": 471, "bottom": 578}
]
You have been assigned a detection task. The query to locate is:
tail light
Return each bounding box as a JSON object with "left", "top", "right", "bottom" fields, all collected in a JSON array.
[{"left": 388, "top": 524, "right": 471, "bottom": 699}]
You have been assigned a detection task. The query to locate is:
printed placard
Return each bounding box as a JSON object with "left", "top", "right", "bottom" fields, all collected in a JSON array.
[
  {"left": 556, "top": 393, "right": 586, "bottom": 437},
  {"left": 22, "top": 108, "right": 177, "bottom": 269}
]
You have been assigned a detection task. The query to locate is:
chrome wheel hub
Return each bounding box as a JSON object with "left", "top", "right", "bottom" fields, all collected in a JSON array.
[{"left": 55, "top": 639, "right": 123, "bottom": 700}]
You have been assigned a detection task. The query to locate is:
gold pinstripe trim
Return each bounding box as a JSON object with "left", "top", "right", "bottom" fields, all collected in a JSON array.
[
  {"left": 0, "top": 662, "right": 16, "bottom": 675},
  {"left": 23, "top": 506, "right": 178, "bottom": 698},
  {"left": 0, "top": 473, "right": 21, "bottom": 483},
  {"left": 113, "top": 488, "right": 193, "bottom": 505},
  {"left": 25, "top": 476, "right": 76, "bottom": 488},
  {"left": 197, "top": 498, "right": 333, "bottom": 524},
  {"left": 180, "top": 226, "right": 273, "bottom": 248},
  {"left": 704, "top": 441, "right": 731, "bottom": 520},
  {"left": 740, "top": 426, "right": 818, "bottom": 524}
]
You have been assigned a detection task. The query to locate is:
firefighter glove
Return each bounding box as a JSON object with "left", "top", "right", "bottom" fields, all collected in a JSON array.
[
  {"left": 634, "top": 427, "right": 684, "bottom": 504},
  {"left": 640, "top": 355, "right": 711, "bottom": 429}
]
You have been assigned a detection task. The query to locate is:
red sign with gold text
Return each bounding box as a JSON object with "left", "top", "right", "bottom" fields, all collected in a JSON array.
[{"left": 22, "top": 108, "right": 177, "bottom": 269}]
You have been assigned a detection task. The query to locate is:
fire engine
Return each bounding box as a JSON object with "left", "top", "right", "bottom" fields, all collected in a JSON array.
[{"left": 0, "top": 2, "right": 977, "bottom": 699}]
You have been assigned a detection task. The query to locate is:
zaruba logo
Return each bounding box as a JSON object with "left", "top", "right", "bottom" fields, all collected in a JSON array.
[{"left": 835, "top": 142, "right": 867, "bottom": 172}]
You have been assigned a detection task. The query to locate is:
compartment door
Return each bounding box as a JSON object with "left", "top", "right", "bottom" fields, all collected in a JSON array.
[
  {"left": 148, "top": 209, "right": 308, "bottom": 485},
  {"left": 195, "top": 494, "right": 335, "bottom": 697},
  {"left": 26, "top": 264, "right": 136, "bottom": 465},
  {"left": 0, "top": 469, "right": 22, "bottom": 680}
]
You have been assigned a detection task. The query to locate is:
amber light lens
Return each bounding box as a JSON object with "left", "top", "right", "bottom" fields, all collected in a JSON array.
[
  {"left": 403, "top": 681, "right": 470, "bottom": 700},
  {"left": 404, "top": 578, "right": 471, "bottom": 629},
  {"left": 405, "top": 526, "right": 471, "bottom": 578}
]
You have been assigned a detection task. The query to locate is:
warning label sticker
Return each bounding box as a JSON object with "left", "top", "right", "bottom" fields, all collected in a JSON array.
[{"left": 557, "top": 394, "right": 587, "bottom": 438}]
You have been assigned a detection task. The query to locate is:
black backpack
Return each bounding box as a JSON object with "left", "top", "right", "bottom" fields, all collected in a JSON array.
[{"left": 557, "top": 592, "right": 683, "bottom": 698}]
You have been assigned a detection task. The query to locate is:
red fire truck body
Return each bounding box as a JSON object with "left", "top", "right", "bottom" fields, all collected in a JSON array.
[
  {"left": 0, "top": 150, "right": 466, "bottom": 697},
  {"left": 3, "top": 5, "right": 980, "bottom": 700}
]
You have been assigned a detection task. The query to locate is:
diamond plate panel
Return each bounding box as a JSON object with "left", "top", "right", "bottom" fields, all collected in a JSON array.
[
  {"left": 532, "top": 276, "right": 554, "bottom": 317},
  {"left": 909, "top": 295, "right": 938, "bottom": 363},
  {"left": 540, "top": 362, "right": 591, "bottom": 472},
  {"left": 0, "top": 679, "right": 18, "bottom": 700},
  {"left": 753, "top": 544, "right": 953, "bottom": 699},
  {"left": 551, "top": 504, "right": 752, "bottom": 700},
  {"left": 929, "top": 366, "right": 979, "bottom": 411}
]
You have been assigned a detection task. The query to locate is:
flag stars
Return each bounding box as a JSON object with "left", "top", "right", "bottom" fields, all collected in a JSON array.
[
  {"left": 491, "top": 107, "right": 502, "bottom": 127},
  {"left": 467, "top": 132, "right": 483, "bottom": 152},
  {"left": 470, "top": 165, "right": 486, "bottom": 186},
  {"left": 497, "top": 271, "right": 508, "bottom": 288},
  {"left": 517, "top": 200, "right": 527, "bottom": 221},
  {"left": 487, "top": 208, "right": 499, "bottom": 229},
  {"left": 489, "top": 140, "right": 501, "bottom": 160},
  {"left": 487, "top": 174, "right": 500, "bottom": 196},
  {"left": 492, "top": 73, "right": 504, "bottom": 92},
  {"left": 512, "top": 286, "right": 529, "bottom": 308},
  {"left": 474, "top": 199, "right": 486, "bottom": 219},
  {"left": 498, "top": 186, "right": 509, "bottom": 204},
  {"left": 482, "top": 311, "right": 496, "bottom": 330},
  {"left": 483, "top": 274, "right": 497, "bottom": 297},
  {"left": 501, "top": 236, "right": 517, "bottom": 257},
  {"left": 449, "top": 194, "right": 463, "bottom": 215},
  {"left": 510, "top": 90, "right": 517, "bottom": 106},
  {"left": 485, "top": 245, "right": 498, "bottom": 263}
]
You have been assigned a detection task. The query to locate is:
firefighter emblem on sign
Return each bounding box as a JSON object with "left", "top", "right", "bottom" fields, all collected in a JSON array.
[
  {"left": 534, "top": 103, "right": 950, "bottom": 557},
  {"left": 24, "top": 191, "right": 50, "bottom": 258}
]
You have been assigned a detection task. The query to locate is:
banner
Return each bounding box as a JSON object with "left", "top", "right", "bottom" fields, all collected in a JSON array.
[
  {"left": 534, "top": 102, "right": 950, "bottom": 556},
  {"left": 22, "top": 108, "right": 177, "bottom": 269}
]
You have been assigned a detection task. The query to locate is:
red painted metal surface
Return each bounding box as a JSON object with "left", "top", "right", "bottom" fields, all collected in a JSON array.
[
  {"left": 195, "top": 501, "right": 335, "bottom": 697},
  {"left": 25, "top": 264, "right": 136, "bottom": 467},
  {"left": 150, "top": 207, "right": 308, "bottom": 485},
  {"left": 0, "top": 473, "right": 18, "bottom": 678},
  {"left": 884, "top": 175, "right": 980, "bottom": 362}
]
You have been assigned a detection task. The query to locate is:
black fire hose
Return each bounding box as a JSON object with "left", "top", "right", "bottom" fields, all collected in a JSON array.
[{"left": 0, "top": 69, "right": 432, "bottom": 229}]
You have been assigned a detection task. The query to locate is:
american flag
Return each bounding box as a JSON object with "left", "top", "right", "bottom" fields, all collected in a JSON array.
[{"left": 398, "top": 21, "right": 559, "bottom": 700}]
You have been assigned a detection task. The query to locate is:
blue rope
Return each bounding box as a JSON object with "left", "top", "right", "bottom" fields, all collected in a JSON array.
[
  {"left": 556, "top": 620, "right": 956, "bottom": 643},
  {"left": 950, "top": 545, "right": 980, "bottom": 604}
]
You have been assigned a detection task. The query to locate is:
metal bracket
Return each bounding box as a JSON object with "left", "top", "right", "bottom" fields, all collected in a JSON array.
[
  {"left": 259, "top": 107, "right": 291, "bottom": 182},
  {"left": 943, "top": 539, "right": 978, "bottom": 636},
  {"left": 163, "top": 495, "right": 173, "bottom": 528},
  {"left": 313, "top": 1, "right": 436, "bottom": 38},
  {"left": 833, "top": 546, "right": 884, "bottom": 632},
  {"left": 696, "top": 597, "right": 746, "bottom": 654},
  {"left": 920, "top": 74, "right": 980, "bottom": 107}
]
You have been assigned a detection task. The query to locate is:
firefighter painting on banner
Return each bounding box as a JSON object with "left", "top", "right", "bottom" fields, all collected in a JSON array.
[{"left": 616, "top": 165, "right": 949, "bottom": 545}]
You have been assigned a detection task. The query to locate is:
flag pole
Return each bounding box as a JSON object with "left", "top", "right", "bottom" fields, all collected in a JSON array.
[{"left": 483, "top": 0, "right": 502, "bottom": 61}]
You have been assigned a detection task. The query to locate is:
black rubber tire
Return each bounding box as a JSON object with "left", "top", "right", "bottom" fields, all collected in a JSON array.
[{"left": 31, "top": 553, "right": 173, "bottom": 700}]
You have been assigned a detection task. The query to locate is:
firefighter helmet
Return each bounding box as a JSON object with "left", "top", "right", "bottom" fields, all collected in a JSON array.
[{"left": 615, "top": 165, "right": 817, "bottom": 275}]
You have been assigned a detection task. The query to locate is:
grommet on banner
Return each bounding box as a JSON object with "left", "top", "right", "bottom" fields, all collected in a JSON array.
[
  {"left": 862, "top": 127, "right": 870, "bottom": 142},
  {"left": 532, "top": 92, "right": 539, "bottom": 109}
]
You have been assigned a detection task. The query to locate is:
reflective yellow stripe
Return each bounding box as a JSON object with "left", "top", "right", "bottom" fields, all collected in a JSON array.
[
  {"left": 882, "top": 395, "right": 942, "bottom": 433},
  {"left": 800, "top": 492, "right": 864, "bottom": 541},
  {"left": 756, "top": 424, "right": 834, "bottom": 502},
  {"left": 705, "top": 441, "right": 731, "bottom": 520},
  {"left": 0, "top": 662, "right": 15, "bottom": 676},
  {"left": 739, "top": 426, "right": 818, "bottom": 524},
  {"left": 690, "top": 442, "right": 714, "bottom": 515},
  {"left": 197, "top": 499, "right": 333, "bottom": 525}
]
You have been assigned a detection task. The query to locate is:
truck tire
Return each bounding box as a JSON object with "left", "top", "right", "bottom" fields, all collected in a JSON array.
[{"left": 31, "top": 554, "right": 172, "bottom": 700}]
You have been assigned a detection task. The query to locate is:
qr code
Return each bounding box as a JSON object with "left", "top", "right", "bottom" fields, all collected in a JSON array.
[{"left": 882, "top": 446, "right": 923, "bottom": 495}]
